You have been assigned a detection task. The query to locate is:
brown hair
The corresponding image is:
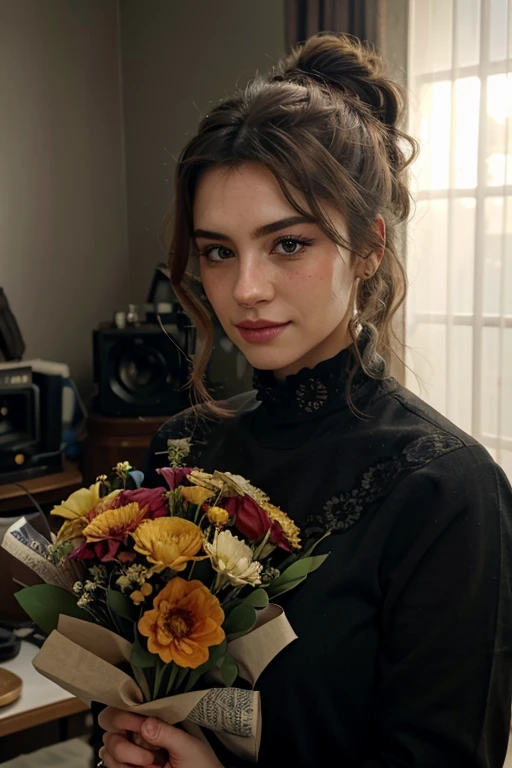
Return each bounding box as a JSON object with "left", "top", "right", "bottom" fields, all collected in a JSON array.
[{"left": 165, "top": 32, "right": 418, "bottom": 415}]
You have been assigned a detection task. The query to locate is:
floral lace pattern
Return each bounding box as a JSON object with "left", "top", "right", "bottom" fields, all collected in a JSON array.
[
  {"left": 303, "top": 430, "right": 463, "bottom": 541},
  {"left": 296, "top": 378, "right": 329, "bottom": 413},
  {"left": 254, "top": 346, "right": 377, "bottom": 425}
]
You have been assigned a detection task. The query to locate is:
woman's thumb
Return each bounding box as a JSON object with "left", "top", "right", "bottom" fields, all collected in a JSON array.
[{"left": 141, "top": 718, "right": 188, "bottom": 755}]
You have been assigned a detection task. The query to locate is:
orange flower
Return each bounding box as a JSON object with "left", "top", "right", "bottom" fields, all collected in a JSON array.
[
  {"left": 131, "top": 517, "right": 205, "bottom": 573},
  {"left": 138, "top": 578, "right": 225, "bottom": 668},
  {"left": 71, "top": 502, "right": 149, "bottom": 562}
]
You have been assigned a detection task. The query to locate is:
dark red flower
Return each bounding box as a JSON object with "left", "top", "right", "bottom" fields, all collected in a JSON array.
[
  {"left": 221, "top": 495, "right": 272, "bottom": 542},
  {"left": 269, "top": 521, "right": 293, "bottom": 552},
  {"left": 157, "top": 467, "right": 193, "bottom": 491},
  {"left": 115, "top": 487, "right": 168, "bottom": 518}
]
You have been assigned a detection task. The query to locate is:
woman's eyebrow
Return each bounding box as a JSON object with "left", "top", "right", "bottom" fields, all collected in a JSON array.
[{"left": 193, "top": 215, "right": 315, "bottom": 242}]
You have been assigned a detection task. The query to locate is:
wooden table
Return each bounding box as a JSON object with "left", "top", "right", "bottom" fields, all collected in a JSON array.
[
  {"left": 0, "top": 461, "right": 83, "bottom": 515},
  {"left": 0, "top": 641, "right": 88, "bottom": 738}
]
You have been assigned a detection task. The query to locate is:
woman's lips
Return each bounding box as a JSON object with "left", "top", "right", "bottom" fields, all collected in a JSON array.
[{"left": 235, "top": 322, "right": 290, "bottom": 344}]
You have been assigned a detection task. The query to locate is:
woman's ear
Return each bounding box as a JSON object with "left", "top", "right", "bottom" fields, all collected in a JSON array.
[{"left": 355, "top": 215, "right": 386, "bottom": 280}]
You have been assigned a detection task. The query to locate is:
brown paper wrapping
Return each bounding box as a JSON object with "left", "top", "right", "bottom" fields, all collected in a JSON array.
[{"left": 32, "top": 606, "right": 297, "bottom": 763}]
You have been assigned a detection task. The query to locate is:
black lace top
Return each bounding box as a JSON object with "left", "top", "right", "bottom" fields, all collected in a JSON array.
[{"left": 142, "top": 347, "right": 512, "bottom": 768}]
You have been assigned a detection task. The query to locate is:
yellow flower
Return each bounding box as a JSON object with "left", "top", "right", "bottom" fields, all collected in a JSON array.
[
  {"left": 138, "top": 577, "right": 225, "bottom": 667},
  {"left": 56, "top": 517, "right": 88, "bottom": 544},
  {"left": 207, "top": 506, "right": 230, "bottom": 527},
  {"left": 130, "top": 582, "right": 153, "bottom": 604},
  {"left": 82, "top": 502, "right": 148, "bottom": 543},
  {"left": 180, "top": 486, "right": 214, "bottom": 507},
  {"left": 261, "top": 502, "right": 302, "bottom": 550},
  {"left": 51, "top": 484, "right": 120, "bottom": 522},
  {"left": 131, "top": 517, "right": 206, "bottom": 573}
]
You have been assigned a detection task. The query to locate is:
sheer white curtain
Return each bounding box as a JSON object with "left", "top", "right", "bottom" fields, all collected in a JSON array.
[{"left": 406, "top": 0, "right": 512, "bottom": 478}]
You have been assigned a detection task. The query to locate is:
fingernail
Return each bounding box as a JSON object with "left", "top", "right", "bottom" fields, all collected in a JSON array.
[{"left": 143, "top": 718, "right": 159, "bottom": 738}]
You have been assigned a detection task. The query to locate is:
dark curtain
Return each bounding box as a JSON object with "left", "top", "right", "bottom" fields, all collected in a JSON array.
[{"left": 284, "top": 0, "right": 385, "bottom": 50}]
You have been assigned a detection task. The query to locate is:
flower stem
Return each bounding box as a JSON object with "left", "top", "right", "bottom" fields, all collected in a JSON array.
[
  {"left": 213, "top": 571, "right": 226, "bottom": 595},
  {"left": 253, "top": 528, "right": 272, "bottom": 561},
  {"left": 174, "top": 666, "right": 190, "bottom": 693},
  {"left": 152, "top": 659, "right": 166, "bottom": 700},
  {"left": 164, "top": 663, "right": 180, "bottom": 696}
]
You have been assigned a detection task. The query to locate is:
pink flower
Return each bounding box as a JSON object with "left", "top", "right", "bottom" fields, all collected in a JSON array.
[{"left": 157, "top": 467, "right": 193, "bottom": 490}]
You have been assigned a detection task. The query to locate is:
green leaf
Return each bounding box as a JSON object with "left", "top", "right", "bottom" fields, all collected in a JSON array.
[
  {"left": 220, "top": 653, "right": 238, "bottom": 687},
  {"left": 184, "top": 639, "right": 227, "bottom": 692},
  {"left": 131, "top": 634, "right": 157, "bottom": 668},
  {"left": 242, "top": 588, "right": 269, "bottom": 609},
  {"left": 266, "top": 576, "right": 307, "bottom": 599},
  {"left": 223, "top": 604, "right": 256, "bottom": 641},
  {"left": 277, "top": 531, "right": 331, "bottom": 573},
  {"left": 107, "top": 588, "right": 138, "bottom": 622},
  {"left": 15, "top": 584, "right": 93, "bottom": 636},
  {"left": 302, "top": 531, "right": 331, "bottom": 558},
  {"left": 266, "top": 553, "right": 329, "bottom": 598}
]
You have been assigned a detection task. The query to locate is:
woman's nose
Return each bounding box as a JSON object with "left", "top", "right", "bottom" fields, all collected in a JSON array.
[{"left": 232, "top": 256, "right": 275, "bottom": 308}]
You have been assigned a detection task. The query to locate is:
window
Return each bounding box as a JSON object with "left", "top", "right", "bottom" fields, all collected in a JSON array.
[{"left": 407, "top": 0, "right": 512, "bottom": 477}]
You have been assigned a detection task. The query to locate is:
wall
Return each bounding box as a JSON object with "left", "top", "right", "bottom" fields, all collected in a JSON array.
[
  {"left": 0, "top": 0, "right": 128, "bottom": 396},
  {"left": 119, "top": 0, "right": 286, "bottom": 305}
]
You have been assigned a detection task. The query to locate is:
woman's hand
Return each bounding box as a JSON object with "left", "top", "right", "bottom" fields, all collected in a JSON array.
[{"left": 98, "top": 707, "right": 224, "bottom": 768}]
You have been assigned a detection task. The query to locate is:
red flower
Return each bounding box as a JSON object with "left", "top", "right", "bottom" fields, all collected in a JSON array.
[
  {"left": 221, "top": 496, "right": 272, "bottom": 542},
  {"left": 115, "top": 487, "right": 168, "bottom": 518},
  {"left": 157, "top": 467, "right": 193, "bottom": 490},
  {"left": 269, "top": 521, "right": 293, "bottom": 552}
]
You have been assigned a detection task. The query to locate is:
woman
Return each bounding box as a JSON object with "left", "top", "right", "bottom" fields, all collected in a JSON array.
[{"left": 98, "top": 33, "right": 512, "bottom": 768}]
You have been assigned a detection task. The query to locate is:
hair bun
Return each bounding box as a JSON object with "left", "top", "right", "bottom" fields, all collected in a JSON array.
[{"left": 273, "top": 33, "right": 403, "bottom": 129}]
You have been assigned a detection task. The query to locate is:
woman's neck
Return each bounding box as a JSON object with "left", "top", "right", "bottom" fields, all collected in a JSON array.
[{"left": 272, "top": 324, "right": 353, "bottom": 380}]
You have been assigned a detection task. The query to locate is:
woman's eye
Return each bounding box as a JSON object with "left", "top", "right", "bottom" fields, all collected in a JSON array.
[
  {"left": 274, "top": 237, "right": 312, "bottom": 257},
  {"left": 201, "top": 245, "right": 234, "bottom": 262}
]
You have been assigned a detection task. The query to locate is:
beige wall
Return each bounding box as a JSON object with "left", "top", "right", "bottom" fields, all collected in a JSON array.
[
  {"left": 0, "top": 0, "right": 128, "bottom": 395},
  {"left": 0, "top": 0, "right": 285, "bottom": 395},
  {"left": 119, "top": 0, "right": 286, "bottom": 305}
]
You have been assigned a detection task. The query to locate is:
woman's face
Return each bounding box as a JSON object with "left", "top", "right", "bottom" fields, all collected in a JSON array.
[{"left": 194, "top": 163, "right": 375, "bottom": 378}]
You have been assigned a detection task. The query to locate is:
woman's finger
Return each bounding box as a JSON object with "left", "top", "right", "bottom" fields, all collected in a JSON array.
[
  {"left": 98, "top": 745, "right": 131, "bottom": 768},
  {"left": 98, "top": 706, "right": 146, "bottom": 735},
  {"left": 103, "top": 731, "right": 155, "bottom": 766}
]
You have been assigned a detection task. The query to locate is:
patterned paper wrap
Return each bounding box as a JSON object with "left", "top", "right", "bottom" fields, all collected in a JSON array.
[{"left": 32, "top": 605, "right": 297, "bottom": 763}]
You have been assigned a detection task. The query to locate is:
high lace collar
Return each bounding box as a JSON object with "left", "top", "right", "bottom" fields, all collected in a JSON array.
[{"left": 253, "top": 345, "right": 375, "bottom": 426}]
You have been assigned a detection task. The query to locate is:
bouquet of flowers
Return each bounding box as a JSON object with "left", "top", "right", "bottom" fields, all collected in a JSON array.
[{"left": 4, "top": 443, "right": 328, "bottom": 762}]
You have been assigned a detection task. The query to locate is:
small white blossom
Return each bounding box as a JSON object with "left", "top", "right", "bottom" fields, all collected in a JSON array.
[
  {"left": 116, "top": 564, "right": 150, "bottom": 592},
  {"left": 77, "top": 593, "right": 92, "bottom": 609}
]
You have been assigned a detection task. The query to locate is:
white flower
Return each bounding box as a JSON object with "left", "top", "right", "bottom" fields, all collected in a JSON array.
[{"left": 204, "top": 530, "right": 263, "bottom": 589}]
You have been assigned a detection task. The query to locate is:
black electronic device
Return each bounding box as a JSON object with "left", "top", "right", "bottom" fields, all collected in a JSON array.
[
  {"left": 93, "top": 265, "right": 254, "bottom": 417},
  {"left": 0, "top": 288, "right": 25, "bottom": 362},
  {"left": 93, "top": 322, "right": 190, "bottom": 417},
  {"left": 0, "top": 362, "right": 64, "bottom": 482}
]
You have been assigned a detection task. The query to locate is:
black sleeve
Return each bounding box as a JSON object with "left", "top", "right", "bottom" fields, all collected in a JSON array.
[{"left": 361, "top": 445, "right": 512, "bottom": 767}]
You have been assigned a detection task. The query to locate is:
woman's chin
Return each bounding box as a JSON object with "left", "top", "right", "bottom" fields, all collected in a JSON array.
[{"left": 241, "top": 345, "right": 303, "bottom": 374}]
